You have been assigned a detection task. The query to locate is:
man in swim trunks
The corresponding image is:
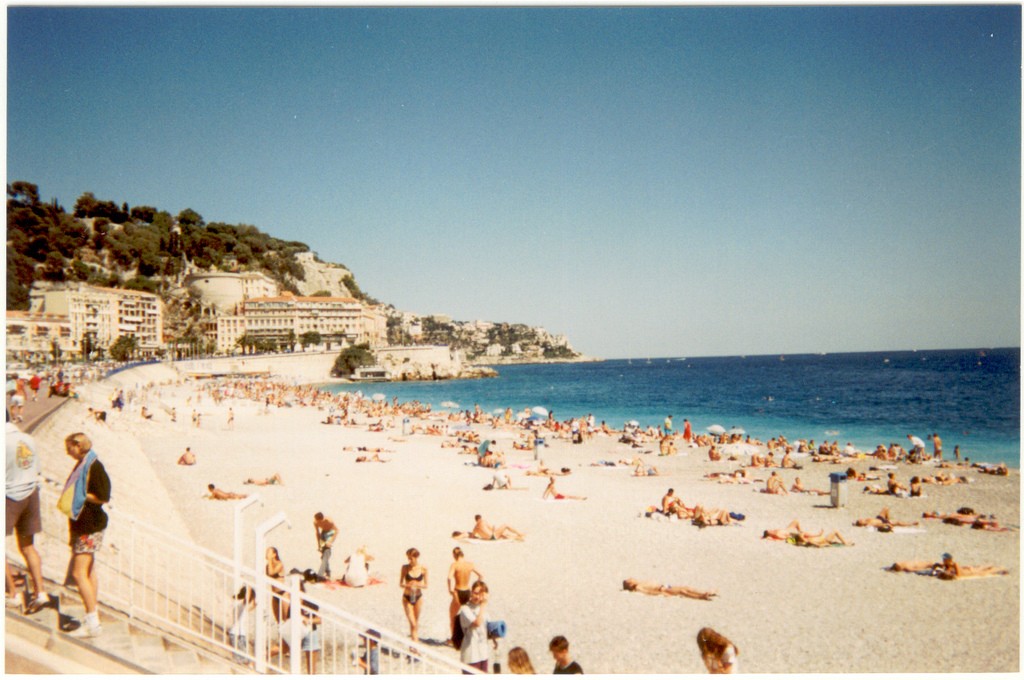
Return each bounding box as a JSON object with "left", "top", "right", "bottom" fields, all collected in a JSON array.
[{"left": 468, "top": 514, "right": 525, "bottom": 541}]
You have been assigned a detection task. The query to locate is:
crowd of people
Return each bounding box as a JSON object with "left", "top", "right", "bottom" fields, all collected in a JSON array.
[{"left": 6, "top": 371, "right": 1016, "bottom": 674}]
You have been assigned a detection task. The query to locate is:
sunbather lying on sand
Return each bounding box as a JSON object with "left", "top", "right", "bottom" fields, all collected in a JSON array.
[
  {"left": 524, "top": 461, "right": 571, "bottom": 477},
  {"left": 853, "top": 507, "right": 918, "bottom": 529},
  {"left": 466, "top": 514, "right": 524, "bottom": 541},
  {"left": 244, "top": 473, "right": 284, "bottom": 486},
  {"left": 691, "top": 505, "right": 736, "bottom": 527},
  {"left": 622, "top": 578, "right": 716, "bottom": 600},
  {"left": 355, "top": 453, "right": 389, "bottom": 462},
  {"left": 207, "top": 483, "right": 248, "bottom": 500},
  {"left": 888, "top": 553, "right": 1009, "bottom": 580},
  {"left": 762, "top": 520, "right": 852, "bottom": 546}
]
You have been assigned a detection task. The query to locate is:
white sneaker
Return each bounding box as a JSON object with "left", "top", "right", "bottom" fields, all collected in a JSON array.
[
  {"left": 69, "top": 622, "right": 102, "bottom": 638},
  {"left": 25, "top": 595, "right": 49, "bottom": 615}
]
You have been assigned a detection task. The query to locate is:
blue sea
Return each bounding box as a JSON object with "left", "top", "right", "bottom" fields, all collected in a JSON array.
[{"left": 321, "top": 348, "right": 1021, "bottom": 466}]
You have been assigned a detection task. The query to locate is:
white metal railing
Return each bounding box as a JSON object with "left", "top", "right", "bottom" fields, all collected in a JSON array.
[{"left": 30, "top": 484, "right": 478, "bottom": 674}]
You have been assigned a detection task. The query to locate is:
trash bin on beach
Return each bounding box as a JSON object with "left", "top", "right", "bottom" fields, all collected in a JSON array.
[
  {"left": 829, "top": 472, "right": 848, "bottom": 508},
  {"left": 533, "top": 436, "right": 546, "bottom": 460},
  {"left": 402, "top": 417, "right": 410, "bottom": 436}
]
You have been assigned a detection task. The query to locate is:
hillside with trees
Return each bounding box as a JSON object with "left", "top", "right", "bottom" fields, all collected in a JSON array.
[{"left": 7, "top": 181, "right": 584, "bottom": 362}]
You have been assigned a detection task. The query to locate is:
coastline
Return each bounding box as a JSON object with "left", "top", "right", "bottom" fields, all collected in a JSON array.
[{"left": 25, "top": 361, "right": 1020, "bottom": 673}]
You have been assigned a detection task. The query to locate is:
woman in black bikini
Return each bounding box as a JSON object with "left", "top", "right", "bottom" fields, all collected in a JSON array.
[{"left": 400, "top": 548, "right": 428, "bottom": 641}]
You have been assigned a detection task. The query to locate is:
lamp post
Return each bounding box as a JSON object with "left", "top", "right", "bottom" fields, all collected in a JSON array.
[{"left": 232, "top": 494, "right": 263, "bottom": 594}]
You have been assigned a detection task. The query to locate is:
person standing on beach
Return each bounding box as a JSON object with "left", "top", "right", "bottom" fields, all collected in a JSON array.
[
  {"left": 930, "top": 433, "right": 942, "bottom": 460},
  {"left": 6, "top": 410, "right": 48, "bottom": 614},
  {"left": 313, "top": 512, "right": 337, "bottom": 580},
  {"left": 458, "top": 581, "right": 491, "bottom": 672},
  {"left": 550, "top": 635, "right": 583, "bottom": 674},
  {"left": 682, "top": 419, "right": 693, "bottom": 444},
  {"left": 447, "top": 547, "right": 482, "bottom": 642},
  {"left": 663, "top": 415, "right": 674, "bottom": 436},
  {"left": 60, "top": 432, "right": 111, "bottom": 637},
  {"left": 399, "top": 547, "right": 427, "bottom": 641}
]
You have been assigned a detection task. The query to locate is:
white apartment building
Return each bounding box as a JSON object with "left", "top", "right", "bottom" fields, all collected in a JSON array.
[
  {"left": 5, "top": 311, "right": 75, "bottom": 362},
  {"left": 221, "top": 292, "right": 386, "bottom": 353},
  {"left": 66, "top": 284, "right": 164, "bottom": 357},
  {"left": 19, "top": 283, "right": 164, "bottom": 358}
]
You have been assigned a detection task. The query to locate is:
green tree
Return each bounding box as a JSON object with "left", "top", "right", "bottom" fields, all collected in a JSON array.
[
  {"left": 299, "top": 330, "right": 322, "bottom": 350},
  {"left": 109, "top": 335, "right": 139, "bottom": 362},
  {"left": 332, "top": 343, "right": 375, "bottom": 377}
]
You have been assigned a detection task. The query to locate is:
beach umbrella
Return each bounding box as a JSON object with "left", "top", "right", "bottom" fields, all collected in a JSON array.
[
  {"left": 707, "top": 424, "right": 726, "bottom": 435},
  {"left": 528, "top": 414, "right": 546, "bottom": 422},
  {"left": 728, "top": 427, "right": 746, "bottom": 436},
  {"left": 722, "top": 442, "right": 759, "bottom": 457},
  {"left": 626, "top": 420, "right": 640, "bottom": 428},
  {"left": 440, "top": 401, "right": 460, "bottom": 409},
  {"left": 371, "top": 393, "right": 386, "bottom": 402},
  {"left": 532, "top": 406, "right": 549, "bottom": 416},
  {"left": 493, "top": 408, "right": 504, "bottom": 414}
]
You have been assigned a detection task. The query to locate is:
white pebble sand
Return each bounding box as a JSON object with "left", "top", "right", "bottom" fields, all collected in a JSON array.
[{"left": 30, "top": 362, "right": 1020, "bottom": 673}]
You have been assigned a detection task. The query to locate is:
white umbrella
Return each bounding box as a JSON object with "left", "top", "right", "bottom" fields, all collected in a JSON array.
[
  {"left": 626, "top": 420, "right": 640, "bottom": 428},
  {"left": 441, "top": 401, "right": 460, "bottom": 409},
  {"left": 707, "top": 424, "right": 726, "bottom": 435},
  {"left": 728, "top": 427, "right": 746, "bottom": 436},
  {"left": 722, "top": 442, "right": 759, "bottom": 456},
  {"left": 532, "top": 406, "right": 549, "bottom": 416},
  {"left": 371, "top": 393, "right": 386, "bottom": 402}
]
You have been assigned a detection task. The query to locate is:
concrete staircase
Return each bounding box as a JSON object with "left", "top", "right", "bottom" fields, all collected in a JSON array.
[{"left": 5, "top": 587, "right": 247, "bottom": 674}]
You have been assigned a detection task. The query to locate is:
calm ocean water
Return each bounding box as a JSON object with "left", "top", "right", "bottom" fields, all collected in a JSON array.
[{"left": 321, "top": 348, "right": 1020, "bottom": 466}]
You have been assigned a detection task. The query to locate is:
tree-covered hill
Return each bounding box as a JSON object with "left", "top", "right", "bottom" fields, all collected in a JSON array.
[{"left": 7, "top": 181, "right": 314, "bottom": 309}]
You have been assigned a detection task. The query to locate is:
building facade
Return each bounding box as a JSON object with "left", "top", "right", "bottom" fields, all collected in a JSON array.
[
  {"left": 219, "top": 292, "right": 386, "bottom": 353},
  {"left": 5, "top": 311, "right": 75, "bottom": 362}
]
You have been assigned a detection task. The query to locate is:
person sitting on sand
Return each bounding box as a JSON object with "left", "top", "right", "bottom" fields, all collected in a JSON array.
[
  {"left": 697, "top": 627, "right": 738, "bottom": 674},
  {"left": 543, "top": 475, "right": 586, "bottom": 501},
  {"left": 208, "top": 483, "right": 248, "bottom": 500},
  {"left": 140, "top": 405, "right": 153, "bottom": 420},
  {"left": 691, "top": 505, "right": 735, "bottom": 527},
  {"left": 178, "top": 447, "right": 196, "bottom": 466},
  {"left": 485, "top": 472, "right": 525, "bottom": 491},
  {"left": 622, "top": 578, "right": 716, "bottom": 601},
  {"left": 452, "top": 514, "right": 525, "bottom": 542},
  {"left": 342, "top": 546, "right": 374, "bottom": 587},
  {"left": 764, "top": 471, "right": 788, "bottom": 495},
  {"left": 780, "top": 450, "right": 800, "bottom": 469},
  {"left": 790, "top": 477, "right": 828, "bottom": 495},
  {"left": 244, "top": 473, "right": 284, "bottom": 486},
  {"left": 853, "top": 507, "right": 918, "bottom": 529}
]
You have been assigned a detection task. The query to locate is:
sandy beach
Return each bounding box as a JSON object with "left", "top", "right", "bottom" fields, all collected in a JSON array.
[{"left": 26, "top": 361, "right": 1020, "bottom": 674}]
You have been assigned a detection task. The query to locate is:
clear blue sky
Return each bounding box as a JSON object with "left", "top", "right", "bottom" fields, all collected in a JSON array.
[{"left": 7, "top": 6, "right": 1021, "bottom": 358}]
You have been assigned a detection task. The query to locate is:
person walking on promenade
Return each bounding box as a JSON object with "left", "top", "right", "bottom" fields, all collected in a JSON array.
[
  {"left": 60, "top": 432, "right": 111, "bottom": 637},
  {"left": 6, "top": 410, "right": 48, "bottom": 614},
  {"left": 313, "top": 512, "right": 337, "bottom": 580}
]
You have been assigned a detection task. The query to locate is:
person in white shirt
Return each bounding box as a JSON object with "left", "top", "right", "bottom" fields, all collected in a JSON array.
[{"left": 5, "top": 410, "right": 47, "bottom": 614}]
